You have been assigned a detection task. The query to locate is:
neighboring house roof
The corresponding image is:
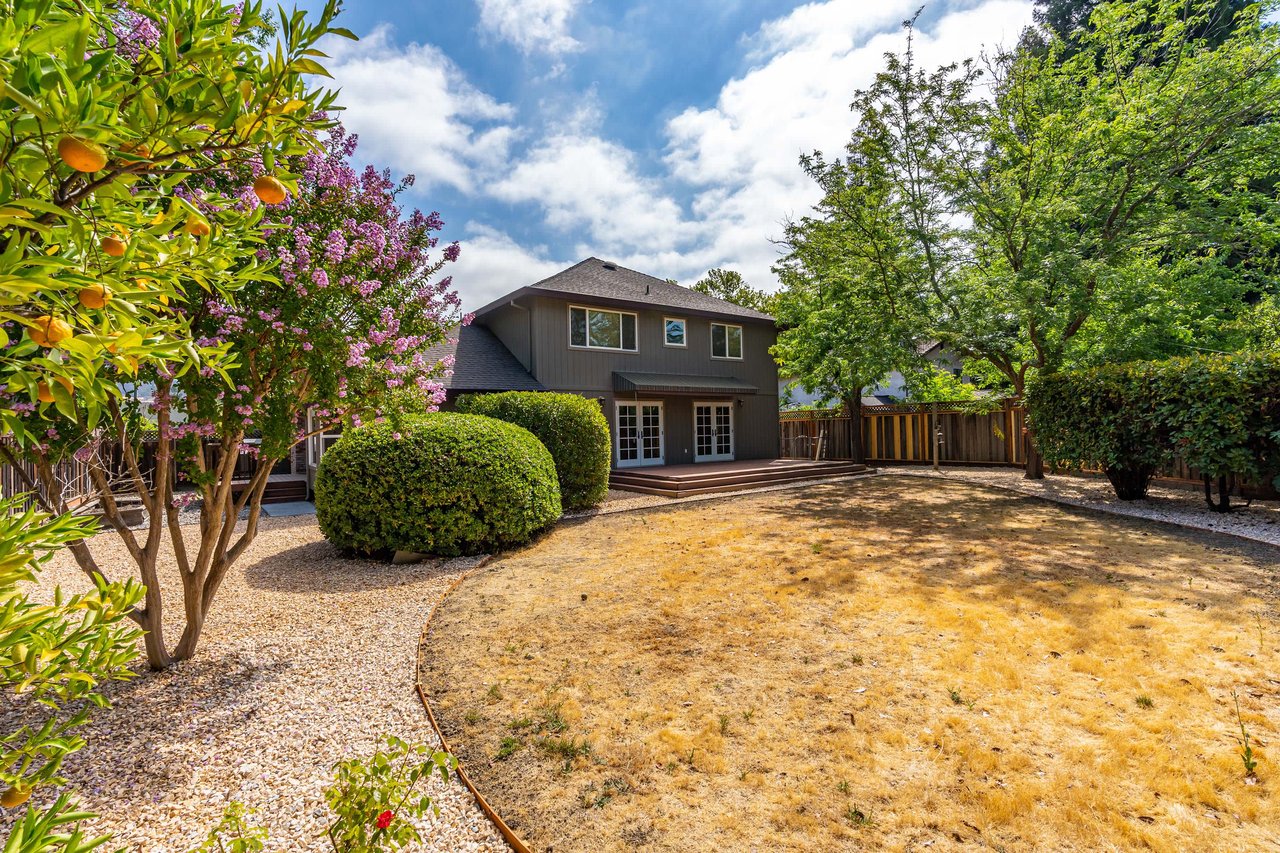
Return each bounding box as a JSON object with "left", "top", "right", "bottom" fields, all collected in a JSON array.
[
  {"left": 475, "top": 257, "right": 774, "bottom": 323},
  {"left": 424, "top": 325, "right": 544, "bottom": 393},
  {"left": 614, "top": 372, "right": 758, "bottom": 396}
]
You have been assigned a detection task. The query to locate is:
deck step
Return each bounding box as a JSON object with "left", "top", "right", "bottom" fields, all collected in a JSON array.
[
  {"left": 609, "top": 462, "right": 872, "bottom": 498},
  {"left": 609, "top": 462, "right": 864, "bottom": 488},
  {"left": 231, "top": 479, "right": 309, "bottom": 504}
]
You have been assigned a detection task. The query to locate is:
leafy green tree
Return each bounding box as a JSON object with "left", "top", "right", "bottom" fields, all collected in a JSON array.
[
  {"left": 898, "top": 365, "right": 978, "bottom": 403},
  {"left": 1032, "top": 0, "right": 1250, "bottom": 48},
  {"left": 787, "top": 1, "right": 1280, "bottom": 478},
  {"left": 13, "top": 122, "right": 460, "bottom": 670},
  {"left": 692, "top": 268, "right": 773, "bottom": 314},
  {"left": 773, "top": 214, "right": 930, "bottom": 462},
  {"left": 0, "top": 1, "right": 347, "bottom": 842}
]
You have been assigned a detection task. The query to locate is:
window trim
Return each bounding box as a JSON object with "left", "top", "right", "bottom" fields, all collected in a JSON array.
[
  {"left": 710, "top": 322, "right": 744, "bottom": 360},
  {"left": 568, "top": 304, "right": 639, "bottom": 353},
  {"left": 663, "top": 316, "right": 687, "bottom": 348}
]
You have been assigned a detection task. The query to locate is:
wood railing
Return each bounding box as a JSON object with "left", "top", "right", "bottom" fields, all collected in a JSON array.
[{"left": 0, "top": 439, "right": 268, "bottom": 514}]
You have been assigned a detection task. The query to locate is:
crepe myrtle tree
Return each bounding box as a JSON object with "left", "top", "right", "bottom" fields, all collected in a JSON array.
[
  {"left": 0, "top": 0, "right": 368, "bottom": 671},
  {"left": 22, "top": 123, "right": 461, "bottom": 669}
]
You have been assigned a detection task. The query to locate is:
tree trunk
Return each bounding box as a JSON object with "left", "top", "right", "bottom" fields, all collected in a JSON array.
[
  {"left": 1016, "top": 381, "right": 1043, "bottom": 480},
  {"left": 1204, "top": 474, "right": 1232, "bottom": 513},
  {"left": 172, "top": 612, "right": 205, "bottom": 662},
  {"left": 137, "top": 567, "right": 174, "bottom": 670},
  {"left": 1105, "top": 465, "right": 1154, "bottom": 500},
  {"left": 846, "top": 395, "right": 866, "bottom": 464},
  {"left": 1023, "top": 428, "right": 1044, "bottom": 480}
]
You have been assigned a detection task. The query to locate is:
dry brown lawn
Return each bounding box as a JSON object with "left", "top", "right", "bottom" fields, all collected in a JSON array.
[{"left": 421, "top": 477, "right": 1280, "bottom": 852}]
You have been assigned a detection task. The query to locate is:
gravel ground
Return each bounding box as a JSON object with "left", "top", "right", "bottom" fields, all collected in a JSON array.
[
  {"left": 891, "top": 465, "right": 1280, "bottom": 548},
  {"left": 0, "top": 516, "right": 508, "bottom": 853}
]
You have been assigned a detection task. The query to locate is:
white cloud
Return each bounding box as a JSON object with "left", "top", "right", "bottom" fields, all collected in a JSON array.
[
  {"left": 449, "top": 223, "right": 572, "bottom": 309},
  {"left": 322, "top": 2, "right": 1037, "bottom": 304},
  {"left": 660, "top": 0, "right": 1035, "bottom": 292},
  {"left": 321, "top": 25, "right": 517, "bottom": 194},
  {"left": 488, "top": 132, "right": 691, "bottom": 252},
  {"left": 476, "top": 0, "right": 585, "bottom": 55}
]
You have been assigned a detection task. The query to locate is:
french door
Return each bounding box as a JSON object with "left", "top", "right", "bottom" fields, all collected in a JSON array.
[
  {"left": 694, "top": 401, "right": 734, "bottom": 462},
  {"left": 616, "top": 401, "right": 664, "bottom": 467}
]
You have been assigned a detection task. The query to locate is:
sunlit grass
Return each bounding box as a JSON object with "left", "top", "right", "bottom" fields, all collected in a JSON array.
[{"left": 425, "top": 477, "right": 1278, "bottom": 852}]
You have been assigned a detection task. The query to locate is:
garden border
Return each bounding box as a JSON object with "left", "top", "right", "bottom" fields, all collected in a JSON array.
[{"left": 415, "top": 555, "right": 534, "bottom": 853}]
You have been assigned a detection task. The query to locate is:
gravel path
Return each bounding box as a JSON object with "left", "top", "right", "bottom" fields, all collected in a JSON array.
[
  {"left": 892, "top": 465, "right": 1280, "bottom": 548},
  {"left": 0, "top": 516, "right": 508, "bottom": 853}
]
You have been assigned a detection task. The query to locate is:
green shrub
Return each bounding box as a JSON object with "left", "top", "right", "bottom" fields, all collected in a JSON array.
[
  {"left": 1028, "top": 362, "right": 1170, "bottom": 499},
  {"left": 457, "top": 391, "right": 611, "bottom": 509},
  {"left": 314, "top": 413, "right": 560, "bottom": 557},
  {"left": 1028, "top": 352, "right": 1280, "bottom": 502},
  {"left": 1155, "top": 352, "right": 1280, "bottom": 487}
]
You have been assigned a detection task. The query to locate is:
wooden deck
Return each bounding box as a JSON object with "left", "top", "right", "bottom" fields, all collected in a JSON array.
[{"left": 608, "top": 458, "right": 872, "bottom": 498}]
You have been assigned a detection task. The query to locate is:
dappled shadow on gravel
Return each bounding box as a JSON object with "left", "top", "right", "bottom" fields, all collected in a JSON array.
[
  {"left": 5, "top": 650, "right": 292, "bottom": 809},
  {"left": 240, "top": 538, "right": 450, "bottom": 594}
]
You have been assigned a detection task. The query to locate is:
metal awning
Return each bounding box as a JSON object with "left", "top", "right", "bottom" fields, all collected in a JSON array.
[{"left": 613, "top": 372, "right": 758, "bottom": 395}]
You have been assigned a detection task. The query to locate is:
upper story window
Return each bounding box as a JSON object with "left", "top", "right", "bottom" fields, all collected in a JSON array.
[
  {"left": 711, "top": 322, "right": 743, "bottom": 360},
  {"left": 664, "top": 317, "right": 686, "bottom": 347},
  {"left": 570, "top": 305, "right": 637, "bottom": 352}
]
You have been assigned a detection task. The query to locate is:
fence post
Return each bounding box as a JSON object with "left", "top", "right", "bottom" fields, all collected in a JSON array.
[{"left": 932, "top": 402, "right": 940, "bottom": 472}]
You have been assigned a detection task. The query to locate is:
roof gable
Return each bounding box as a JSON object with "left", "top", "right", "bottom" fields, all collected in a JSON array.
[
  {"left": 476, "top": 257, "right": 773, "bottom": 323},
  {"left": 422, "top": 325, "right": 544, "bottom": 393}
]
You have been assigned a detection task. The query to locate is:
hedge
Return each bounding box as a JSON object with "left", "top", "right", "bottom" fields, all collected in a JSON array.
[
  {"left": 457, "top": 391, "right": 611, "bottom": 509},
  {"left": 314, "top": 413, "right": 561, "bottom": 557},
  {"left": 1028, "top": 352, "right": 1280, "bottom": 503}
]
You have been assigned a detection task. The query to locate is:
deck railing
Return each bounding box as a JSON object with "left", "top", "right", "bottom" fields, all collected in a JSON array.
[{"left": 0, "top": 438, "right": 267, "bottom": 514}]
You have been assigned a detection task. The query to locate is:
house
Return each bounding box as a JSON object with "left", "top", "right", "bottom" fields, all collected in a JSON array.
[
  {"left": 429, "top": 258, "right": 780, "bottom": 468},
  {"left": 779, "top": 341, "right": 970, "bottom": 408}
]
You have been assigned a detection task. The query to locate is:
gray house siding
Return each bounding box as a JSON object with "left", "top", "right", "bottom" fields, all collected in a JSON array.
[
  {"left": 523, "top": 297, "right": 776, "bottom": 392},
  {"left": 478, "top": 295, "right": 779, "bottom": 466}
]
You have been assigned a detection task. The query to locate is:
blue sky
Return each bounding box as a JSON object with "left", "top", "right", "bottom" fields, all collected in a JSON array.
[{"left": 294, "top": 0, "right": 1035, "bottom": 309}]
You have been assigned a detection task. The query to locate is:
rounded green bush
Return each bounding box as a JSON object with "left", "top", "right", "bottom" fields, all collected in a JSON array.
[
  {"left": 314, "top": 413, "right": 561, "bottom": 558},
  {"left": 1028, "top": 351, "right": 1280, "bottom": 501},
  {"left": 457, "top": 391, "right": 611, "bottom": 509}
]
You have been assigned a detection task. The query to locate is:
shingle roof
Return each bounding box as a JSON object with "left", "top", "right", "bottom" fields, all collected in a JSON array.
[
  {"left": 476, "top": 257, "right": 774, "bottom": 322},
  {"left": 614, "top": 372, "right": 759, "bottom": 395},
  {"left": 423, "top": 325, "right": 544, "bottom": 393}
]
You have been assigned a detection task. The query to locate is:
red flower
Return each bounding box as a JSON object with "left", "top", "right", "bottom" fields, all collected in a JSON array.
[{"left": 375, "top": 810, "right": 394, "bottom": 830}]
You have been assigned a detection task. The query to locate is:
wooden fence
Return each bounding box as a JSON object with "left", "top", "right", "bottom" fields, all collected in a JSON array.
[
  {"left": 0, "top": 449, "right": 95, "bottom": 513},
  {"left": 0, "top": 439, "right": 263, "bottom": 514},
  {"left": 780, "top": 400, "right": 1277, "bottom": 497},
  {"left": 780, "top": 400, "right": 1027, "bottom": 467}
]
